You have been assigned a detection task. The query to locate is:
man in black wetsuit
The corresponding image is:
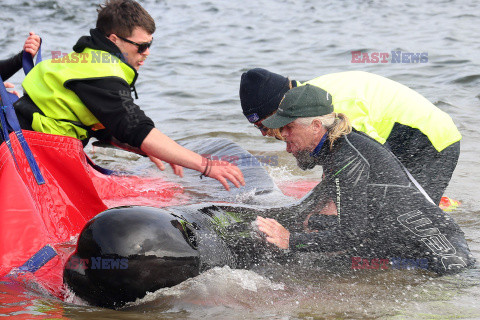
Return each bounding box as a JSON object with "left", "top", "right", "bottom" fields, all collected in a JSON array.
[{"left": 256, "top": 84, "right": 475, "bottom": 274}]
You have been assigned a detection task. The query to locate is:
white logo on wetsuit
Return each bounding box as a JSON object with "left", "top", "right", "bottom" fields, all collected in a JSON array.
[{"left": 397, "top": 210, "right": 467, "bottom": 271}]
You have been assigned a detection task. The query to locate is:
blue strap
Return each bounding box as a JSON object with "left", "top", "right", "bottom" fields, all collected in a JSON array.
[
  {"left": 3, "top": 92, "right": 19, "bottom": 107},
  {"left": 0, "top": 75, "right": 45, "bottom": 184},
  {"left": 0, "top": 79, "right": 20, "bottom": 167},
  {"left": 0, "top": 101, "right": 18, "bottom": 165},
  {"left": 17, "top": 245, "right": 57, "bottom": 273},
  {"left": 311, "top": 133, "right": 328, "bottom": 157},
  {"left": 86, "top": 156, "right": 117, "bottom": 175},
  {"left": 22, "top": 39, "right": 42, "bottom": 75}
]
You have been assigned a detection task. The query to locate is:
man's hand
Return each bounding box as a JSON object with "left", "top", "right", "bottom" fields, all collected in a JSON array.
[
  {"left": 148, "top": 155, "right": 184, "bottom": 177},
  {"left": 256, "top": 216, "right": 290, "bottom": 249},
  {"left": 4, "top": 82, "right": 20, "bottom": 97},
  {"left": 23, "top": 31, "right": 41, "bottom": 57},
  {"left": 205, "top": 159, "right": 245, "bottom": 191},
  {"left": 141, "top": 128, "right": 245, "bottom": 191}
]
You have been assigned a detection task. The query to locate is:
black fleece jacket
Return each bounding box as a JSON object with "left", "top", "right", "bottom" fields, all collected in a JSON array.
[{"left": 65, "top": 29, "right": 155, "bottom": 147}]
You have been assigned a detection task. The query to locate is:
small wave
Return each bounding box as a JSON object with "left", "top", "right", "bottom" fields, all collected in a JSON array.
[
  {"left": 451, "top": 74, "right": 480, "bottom": 84},
  {"left": 266, "top": 165, "right": 295, "bottom": 183},
  {"left": 341, "top": 48, "right": 375, "bottom": 54},
  {"left": 452, "top": 14, "right": 479, "bottom": 18},
  {"left": 63, "top": 284, "right": 89, "bottom": 306},
  {"left": 433, "top": 59, "right": 471, "bottom": 65},
  {"left": 444, "top": 36, "right": 460, "bottom": 42},
  {"left": 88, "top": 145, "right": 142, "bottom": 161},
  {"left": 33, "top": 0, "right": 60, "bottom": 9},
  {"left": 161, "top": 90, "right": 197, "bottom": 98},
  {"left": 125, "top": 266, "right": 284, "bottom": 309}
]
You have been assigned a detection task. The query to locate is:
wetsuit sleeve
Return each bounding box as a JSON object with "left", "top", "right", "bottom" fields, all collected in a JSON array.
[
  {"left": 0, "top": 51, "right": 22, "bottom": 81},
  {"left": 289, "top": 153, "right": 370, "bottom": 253},
  {"left": 66, "top": 78, "right": 155, "bottom": 148}
]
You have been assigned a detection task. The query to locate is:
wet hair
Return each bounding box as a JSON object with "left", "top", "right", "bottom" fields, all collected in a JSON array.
[
  {"left": 96, "top": 0, "right": 156, "bottom": 37},
  {"left": 259, "top": 110, "right": 285, "bottom": 141},
  {"left": 265, "top": 127, "right": 284, "bottom": 140},
  {"left": 296, "top": 113, "right": 352, "bottom": 149}
]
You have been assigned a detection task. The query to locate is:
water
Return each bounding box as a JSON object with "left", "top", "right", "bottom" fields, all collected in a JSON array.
[{"left": 1, "top": 0, "right": 480, "bottom": 318}]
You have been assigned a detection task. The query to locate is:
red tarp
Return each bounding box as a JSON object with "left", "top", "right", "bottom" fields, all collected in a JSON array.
[{"left": 0, "top": 131, "right": 184, "bottom": 295}]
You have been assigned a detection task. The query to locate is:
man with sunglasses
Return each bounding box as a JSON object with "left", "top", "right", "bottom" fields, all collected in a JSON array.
[
  {"left": 12, "top": 0, "right": 245, "bottom": 191},
  {"left": 240, "top": 68, "right": 461, "bottom": 205}
]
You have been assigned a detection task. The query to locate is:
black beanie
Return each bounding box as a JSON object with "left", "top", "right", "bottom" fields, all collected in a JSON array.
[{"left": 239, "top": 68, "right": 290, "bottom": 123}]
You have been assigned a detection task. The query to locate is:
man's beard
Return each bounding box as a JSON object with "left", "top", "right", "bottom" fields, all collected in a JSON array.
[{"left": 294, "top": 149, "right": 317, "bottom": 170}]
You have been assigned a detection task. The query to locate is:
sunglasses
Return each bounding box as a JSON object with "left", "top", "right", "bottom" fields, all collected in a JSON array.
[
  {"left": 254, "top": 121, "right": 285, "bottom": 141},
  {"left": 117, "top": 35, "right": 153, "bottom": 54},
  {"left": 254, "top": 121, "right": 269, "bottom": 134}
]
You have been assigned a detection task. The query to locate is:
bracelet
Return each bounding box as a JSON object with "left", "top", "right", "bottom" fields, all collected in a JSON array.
[
  {"left": 206, "top": 159, "right": 213, "bottom": 177},
  {"left": 200, "top": 158, "right": 210, "bottom": 179}
]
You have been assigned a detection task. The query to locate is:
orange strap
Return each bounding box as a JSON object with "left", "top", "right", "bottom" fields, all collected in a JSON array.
[{"left": 91, "top": 123, "right": 105, "bottom": 131}]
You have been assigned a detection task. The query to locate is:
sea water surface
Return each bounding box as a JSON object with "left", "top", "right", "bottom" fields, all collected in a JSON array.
[{"left": 1, "top": 0, "right": 480, "bottom": 319}]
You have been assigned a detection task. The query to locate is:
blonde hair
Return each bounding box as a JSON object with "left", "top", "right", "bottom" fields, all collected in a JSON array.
[
  {"left": 265, "top": 128, "right": 284, "bottom": 140},
  {"left": 296, "top": 113, "right": 352, "bottom": 149}
]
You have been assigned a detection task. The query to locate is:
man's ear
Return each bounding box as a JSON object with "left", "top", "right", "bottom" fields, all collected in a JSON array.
[
  {"left": 107, "top": 34, "right": 118, "bottom": 45},
  {"left": 311, "top": 119, "right": 323, "bottom": 133}
]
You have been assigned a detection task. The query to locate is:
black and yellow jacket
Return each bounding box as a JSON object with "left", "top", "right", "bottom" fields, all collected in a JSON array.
[{"left": 15, "top": 28, "right": 154, "bottom": 148}]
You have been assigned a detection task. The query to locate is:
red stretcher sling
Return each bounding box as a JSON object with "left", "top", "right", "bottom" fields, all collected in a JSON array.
[{"left": 0, "top": 130, "right": 184, "bottom": 282}]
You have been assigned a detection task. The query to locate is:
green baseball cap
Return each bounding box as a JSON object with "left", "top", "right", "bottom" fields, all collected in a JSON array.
[{"left": 262, "top": 84, "right": 333, "bottom": 129}]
